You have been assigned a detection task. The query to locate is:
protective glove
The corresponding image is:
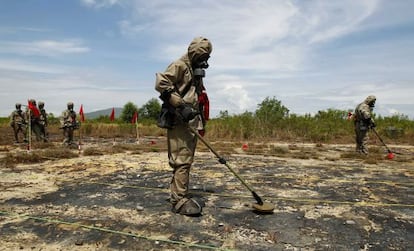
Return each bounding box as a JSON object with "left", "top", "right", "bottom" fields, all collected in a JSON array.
[
  {"left": 177, "top": 104, "right": 199, "bottom": 122},
  {"left": 168, "top": 92, "right": 184, "bottom": 107}
]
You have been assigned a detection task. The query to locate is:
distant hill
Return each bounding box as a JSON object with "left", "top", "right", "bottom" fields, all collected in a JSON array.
[{"left": 84, "top": 107, "right": 123, "bottom": 120}]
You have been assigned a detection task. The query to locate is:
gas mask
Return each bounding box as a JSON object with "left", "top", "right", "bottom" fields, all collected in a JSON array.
[
  {"left": 193, "top": 54, "right": 209, "bottom": 80},
  {"left": 67, "top": 102, "right": 74, "bottom": 111},
  {"left": 193, "top": 54, "right": 210, "bottom": 69}
]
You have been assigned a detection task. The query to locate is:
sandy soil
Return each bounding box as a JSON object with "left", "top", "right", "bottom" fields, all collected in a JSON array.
[{"left": 0, "top": 138, "right": 413, "bottom": 250}]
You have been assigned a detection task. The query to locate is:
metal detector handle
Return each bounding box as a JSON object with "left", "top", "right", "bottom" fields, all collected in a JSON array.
[
  {"left": 187, "top": 126, "right": 264, "bottom": 205},
  {"left": 372, "top": 128, "right": 392, "bottom": 153}
]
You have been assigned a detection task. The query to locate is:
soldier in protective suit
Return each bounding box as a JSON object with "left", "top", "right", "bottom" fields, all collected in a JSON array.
[
  {"left": 353, "top": 95, "right": 376, "bottom": 154},
  {"left": 155, "top": 37, "right": 212, "bottom": 216},
  {"left": 38, "top": 101, "right": 48, "bottom": 142},
  {"left": 27, "top": 99, "right": 43, "bottom": 142},
  {"left": 9, "top": 103, "right": 27, "bottom": 143},
  {"left": 60, "top": 102, "right": 79, "bottom": 145}
]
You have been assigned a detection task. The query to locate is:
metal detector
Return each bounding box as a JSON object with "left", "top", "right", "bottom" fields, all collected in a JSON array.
[
  {"left": 187, "top": 126, "right": 275, "bottom": 213},
  {"left": 372, "top": 128, "right": 395, "bottom": 159}
]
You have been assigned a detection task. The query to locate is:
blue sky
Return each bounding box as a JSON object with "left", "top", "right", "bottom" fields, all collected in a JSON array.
[{"left": 1, "top": 0, "right": 414, "bottom": 119}]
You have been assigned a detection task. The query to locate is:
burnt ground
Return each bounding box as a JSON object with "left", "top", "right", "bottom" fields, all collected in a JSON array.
[{"left": 0, "top": 137, "right": 413, "bottom": 251}]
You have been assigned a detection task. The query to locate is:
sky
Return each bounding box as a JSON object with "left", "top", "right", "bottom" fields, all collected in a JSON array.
[{"left": 1, "top": 0, "right": 414, "bottom": 119}]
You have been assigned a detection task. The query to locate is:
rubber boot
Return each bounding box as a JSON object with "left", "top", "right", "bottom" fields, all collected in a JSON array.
[{"left": 172, "top": 198, "right": 202, "bottom": 216}]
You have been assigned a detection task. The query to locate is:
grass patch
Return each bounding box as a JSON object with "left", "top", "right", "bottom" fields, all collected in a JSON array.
[
  {"left": 0, "top": 148, "right": 78, "bottom": 167},
  {"left": 0, "top": 146, "right": 10, "bottom": 152},
  {"left": 340, "top": 152, "right": 364, "bottom": 159},
  {"left": 83, "top": 147, "right": 105, "bottom": 156},
  {"left": 269, "top": 145, "right": 289, "bottom": 155},
  {"left": 363, "top": 157, "right": 378, "bottom": 164}
]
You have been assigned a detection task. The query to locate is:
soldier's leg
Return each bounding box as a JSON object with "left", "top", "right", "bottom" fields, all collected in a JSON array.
[
  {"left": 361, "top": 130, "right": 369, "bottom": 154},
  {"left": 32, "top": 123, "right": 42, "bottom": 141},
  {"left": 355, "top": 127, "right": 362, "bottom": 152},
  {"left": 167, "top": 123, "right": 200, "bottom": 215},
  {"left": 42, "top": 126, "right": 48, "bottom": 142},
  {"left": 63, "top": 128, "right": 69, "bottom": 144},
  {"left": 39, "top": 125, "right": 48, "bottom": 142},
  {"left": 12, "top": 125, "right": 19, "bottom": 143},
  {"left": 68, "top": 128, "right": 74, "bottom": 144},
  {"left": 170, "top": 164, "right": 191, "bottom": 203},
  {"left": 22, "top": 125, "right": 28, "bottom": 142}
]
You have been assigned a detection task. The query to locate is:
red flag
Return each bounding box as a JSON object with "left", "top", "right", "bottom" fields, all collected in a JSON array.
[
  {"left": 28, "top": 100, "right": 40, "bottom": 118},
  {"left": 131, "top": 111, "right": 138, "bottom": 124},
  {"left": 79, "top": 104, "right": 85, "bottom": 122},
  {"left": 109, "top": 107, "right": 115, "bottom": 121},
  {"left": 198, "top": 87, "right": 209, "bottom": 121}
]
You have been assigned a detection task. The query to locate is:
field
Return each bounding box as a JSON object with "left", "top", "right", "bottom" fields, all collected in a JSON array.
[{"left": 0, "top": 125, "right": 413, "bottom": 250}]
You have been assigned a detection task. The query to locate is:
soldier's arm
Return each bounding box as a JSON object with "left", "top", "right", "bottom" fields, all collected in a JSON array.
[{"left": 155, "top": 63, "right": 185, "bottom": 107}]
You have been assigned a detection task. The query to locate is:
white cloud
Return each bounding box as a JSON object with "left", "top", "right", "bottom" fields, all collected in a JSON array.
[
  {"left": 80, "top": 0, "right": 120, "bottom": 9},
  {"left": 300, "top": 0, "right": 379, "bottom": 43},
  {"left": 0, "top": 26, "right": 51, "bottom": 34},
  {"left": 0, "top": 40, "right": 89, "bottom": 57},
  {"left": 210, "top": 74, "right": 254, "bottom": 113},
  {"left": 117, "top": 1, "right": 382, "bottom": 76},
  {"left": 0, "top": 59, "right": 65, "bottom": 74},
  {"left": 2, "top": 0, "right": 414, "bottom": 119},
  {"left": 118, "top": 20, "right": 149, "bottom": 37}
]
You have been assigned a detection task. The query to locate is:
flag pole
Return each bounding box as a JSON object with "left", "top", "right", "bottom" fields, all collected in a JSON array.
[
  {"left": 78, "top": 126, "right": 82, "bottom": 154},
  {"left": 135, "top": 118, "right": 139, "bottom": 143},
  {"left": 27, "top": 109, "right": 31, "bottom": 152},
  {"left": 78, "top": 104, "right": 83, "bottom": 154},
  {"left": 110, "top": 107, "right": 115, "bottom": 146}
]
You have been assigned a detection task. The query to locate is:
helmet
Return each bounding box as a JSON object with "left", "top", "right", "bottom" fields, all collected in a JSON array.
[
  {"left": 15, "top": 103, "right": 21, "bottom": 109},
  {"left": 29, "top": 99, "right": 36, "bottom": 106},
  {"left": 365, "top": 95, "right": 376, "bottom": 107},
  {"left": 67, "top": 102, "right": 74, "bottom": 110},
  {"left": 38, "top": 101, "right": 44, "bottom": 108},
  {"left": 188, "top": 37, "right": 212, "bottom": 69}
]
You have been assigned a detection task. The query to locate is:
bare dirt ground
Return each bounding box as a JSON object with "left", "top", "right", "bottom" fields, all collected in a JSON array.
[{"left": 0, "top": 134, "right": 413, "bottom": 250}]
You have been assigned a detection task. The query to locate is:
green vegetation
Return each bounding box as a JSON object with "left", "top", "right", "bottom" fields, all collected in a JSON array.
[
  {"left": 207, "top": 97, "right": 414, "bottom": 144},
  {"left": 120, "top": 101, "right": 139, "bottom": 123},
  {"left": 1, "top": 97, "right": 413, "bottom": 144},
  {"left": 138, "top": 98, "right": 161, "bottom": 120}
]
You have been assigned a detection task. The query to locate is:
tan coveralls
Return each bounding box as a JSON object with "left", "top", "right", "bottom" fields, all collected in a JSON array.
[
  {"left": 155, "top": 37, "right": 212, "bottom": 205},
  {"left": 354, "top": 95, "right": 376, "bottom": 154},
  {"left": 27, "top": 101, "right": 43, "bottom": 142},
  {"left": 60, "top": 109, "right": 78, "bottom": 145},
  {"left": 39, "top": 104, "right": 48, "bottom": 142},
  {"left": 10, "top": 108, "right": 27, "bottom": 143}
]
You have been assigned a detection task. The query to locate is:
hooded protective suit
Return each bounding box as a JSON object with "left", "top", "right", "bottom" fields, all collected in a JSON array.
[
  {"left": 155, "top": 37, "right": 212, "bottom": 215},
  {"left": 10, "top": 104, "right": 27, "bottom": 143},
  {"left": 354, "top": 95, "right": 376, "bottom": 154}
]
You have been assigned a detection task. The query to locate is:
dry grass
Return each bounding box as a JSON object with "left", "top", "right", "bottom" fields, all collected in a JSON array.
[
  {"left": 268, "top": 145, "right": 289, "bottom": 155},
  {"left": 0, "top": 148, "right": 79, "bottom": 168},
  {"left": 82, "top": 147, "right": 105, "bottom": 156},
  {"left": 0, "top": 146, "right": 10, "bottom": 152}
]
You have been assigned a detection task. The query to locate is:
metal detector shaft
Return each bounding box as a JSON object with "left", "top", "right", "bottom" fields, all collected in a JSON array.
[
  {"left": 188, "top": 126, "right": 264, "bottom": 205},
  {"left": 372, "top": 128, "right": 392, "bottom": 153}
]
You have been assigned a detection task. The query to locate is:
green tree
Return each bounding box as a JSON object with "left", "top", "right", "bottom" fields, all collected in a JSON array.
[
  {"left": 121, "top": 101, "right": 139, "bottom": 123},
  {"left": 254, "top": 97, "right": 289, "bottom": 137},
  {"left": 255, "top": 96, "right": 289, "bottom": 124},
  {"left": 138, "top": 98, "right": 161, "bottom": 120},
  {"left": 218, "top": 110, "right": 229, "bottom": 119}
]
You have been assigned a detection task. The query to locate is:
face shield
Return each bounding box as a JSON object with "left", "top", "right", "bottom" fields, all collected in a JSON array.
[
  {"left": 193, "top": 54, "right": 210, "bottom": 69},
  {"left": 67, "top": 102, "right": 74, "bottom": 111}
]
